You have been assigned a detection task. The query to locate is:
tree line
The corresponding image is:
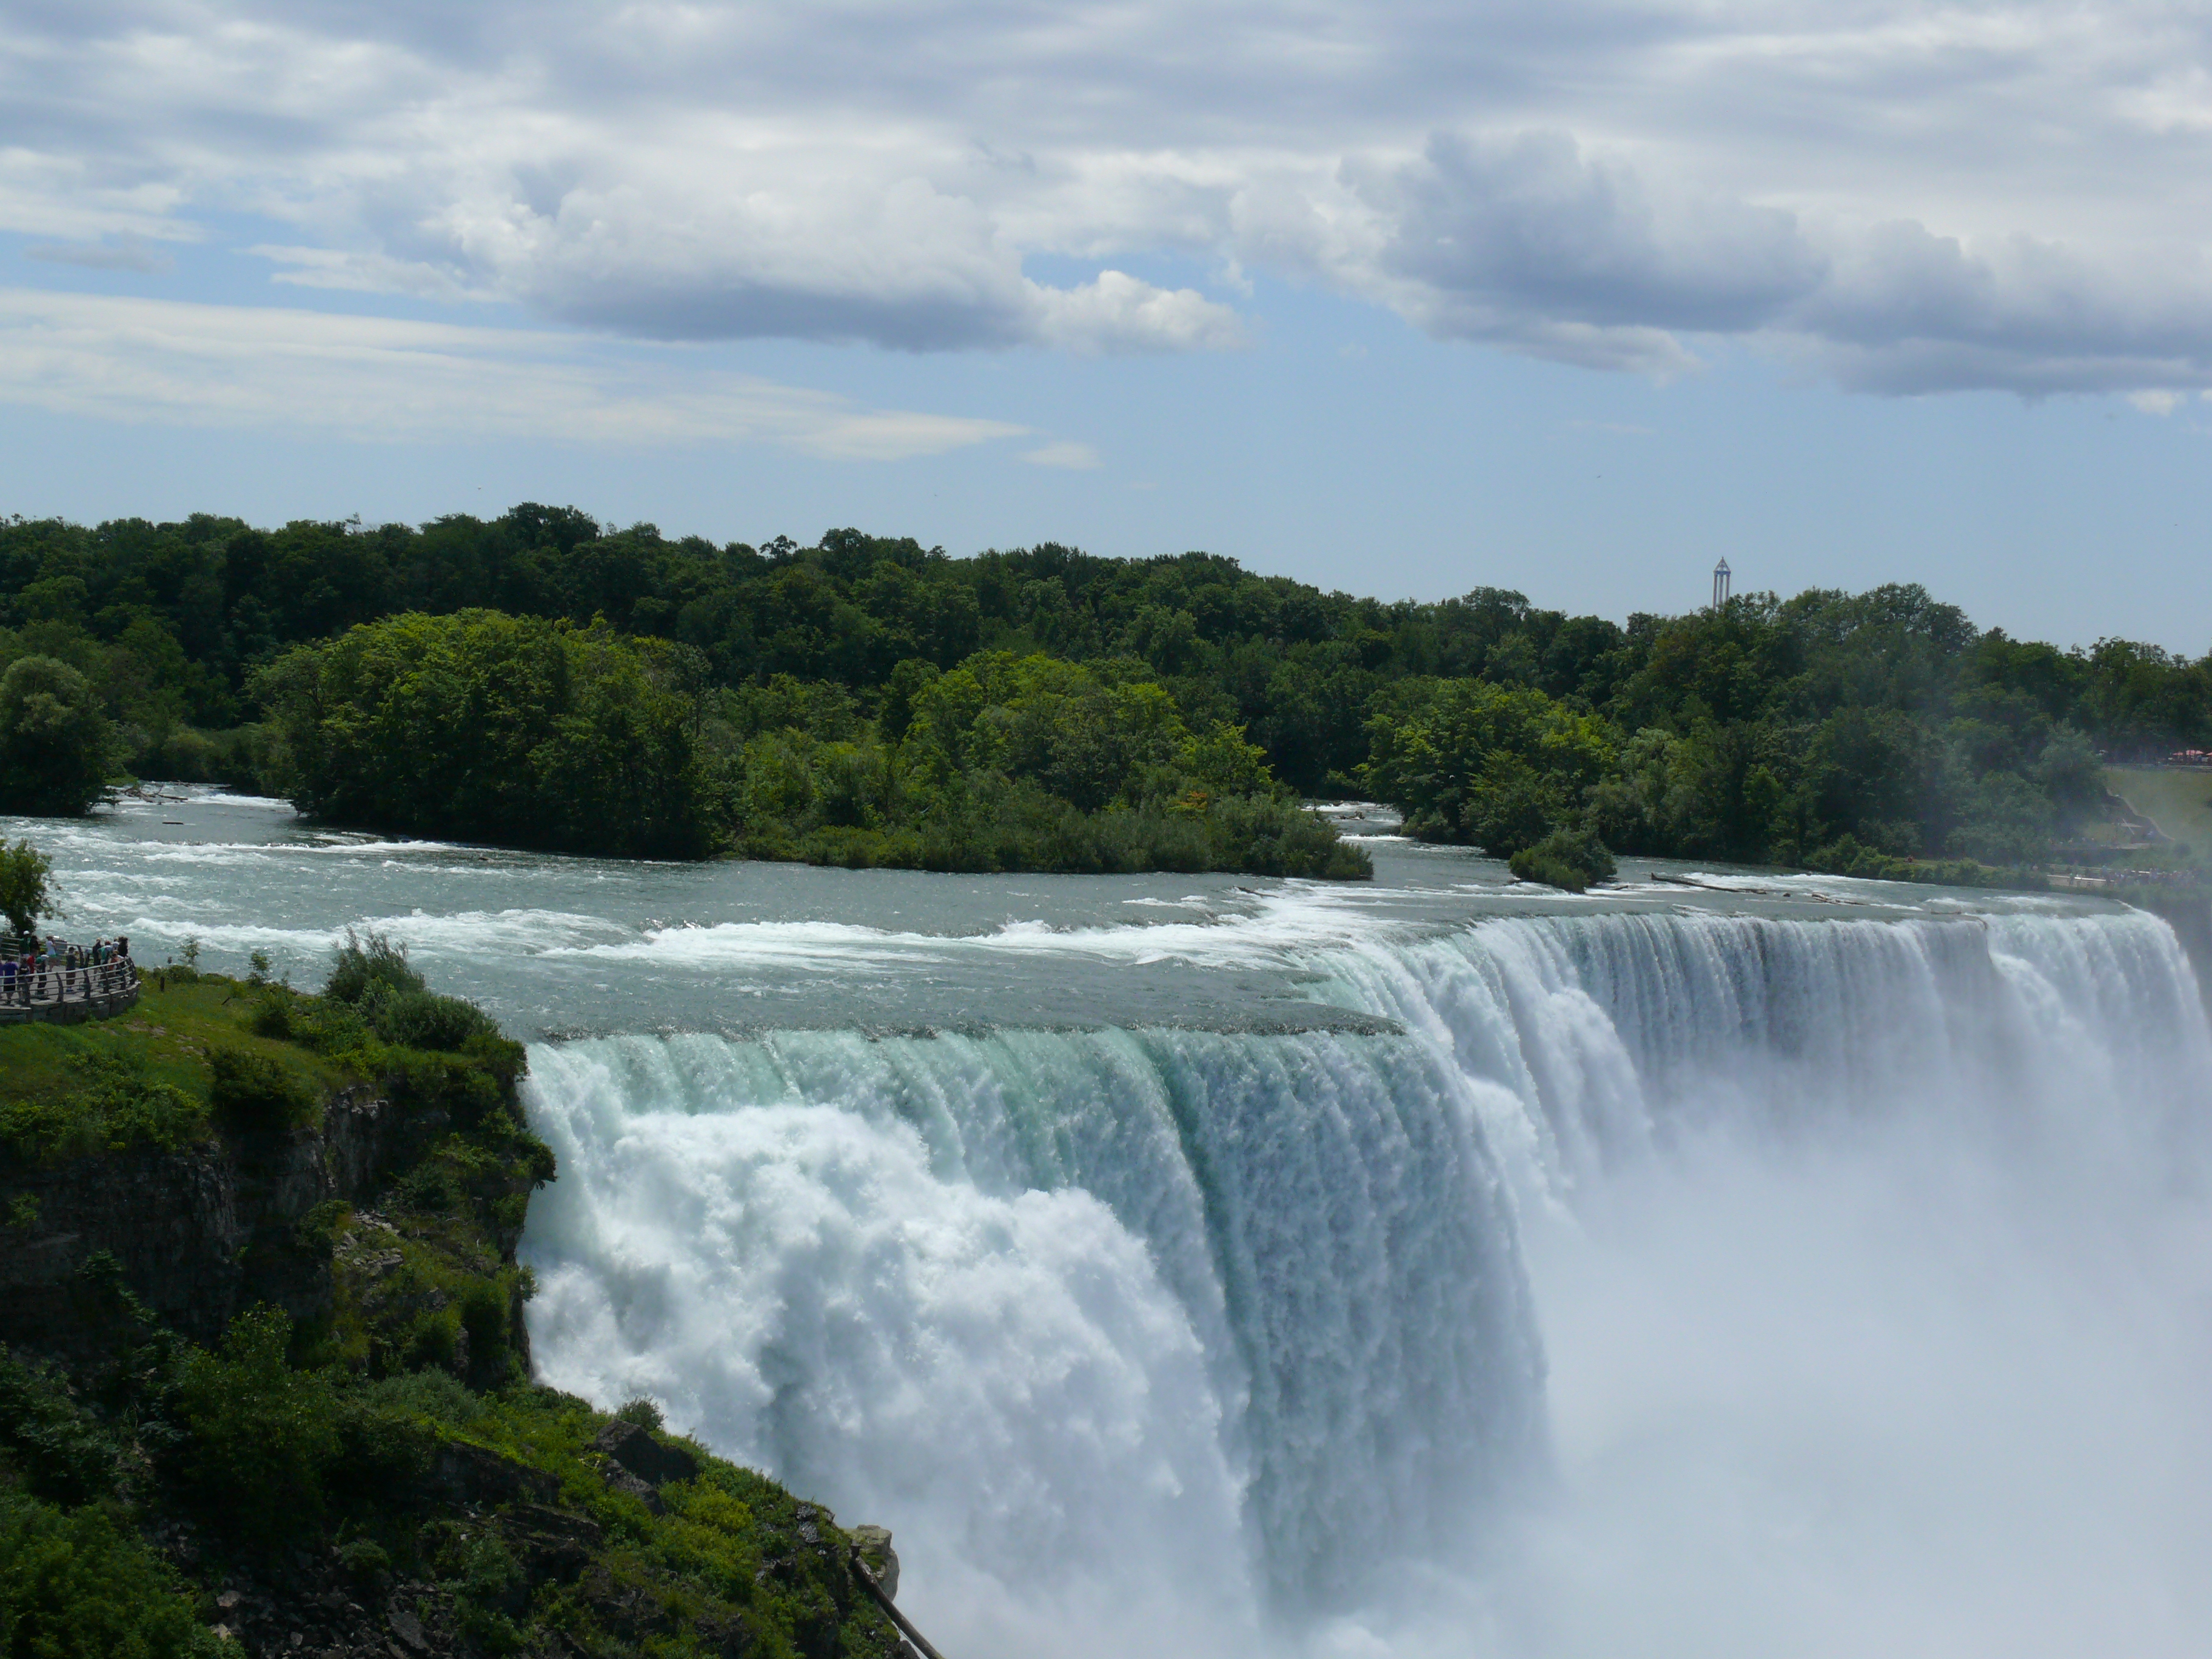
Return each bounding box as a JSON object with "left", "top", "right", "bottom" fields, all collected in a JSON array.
[{"left": 0, "top": 504, "right": 2197, "bottom": 879}]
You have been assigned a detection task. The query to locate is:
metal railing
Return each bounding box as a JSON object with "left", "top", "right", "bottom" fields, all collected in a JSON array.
[{"left": 0, "top": 944, "right": 139, "bottom": 1010}]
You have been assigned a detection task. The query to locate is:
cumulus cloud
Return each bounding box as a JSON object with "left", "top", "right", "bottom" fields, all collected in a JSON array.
[
  {"left": 1335, "top": 133, "right": 2212, "bottom": 394},
  {"left": 2, "top": 2, "right": 2211, "bottom": 396},
  {"left": 0, "top": 288, "right": 1027, "bottom": 457}
]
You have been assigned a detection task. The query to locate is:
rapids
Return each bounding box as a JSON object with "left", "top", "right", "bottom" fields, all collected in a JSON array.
[{"left": 21, "top": 786, "right": 2212, "bottom": 1657}]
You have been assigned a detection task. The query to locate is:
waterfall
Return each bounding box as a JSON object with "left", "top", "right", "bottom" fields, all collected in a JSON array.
[{"left": 520, "top": 905, "right": 2212, "bottom": 1658}]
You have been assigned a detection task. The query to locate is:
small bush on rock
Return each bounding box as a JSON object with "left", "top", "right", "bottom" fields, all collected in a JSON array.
[
  {"left": 207, "top": 1045, "right": 315, "bottom": 1134},
  {"left": 374, "top": 990, "right": 497, "bottom": 1053},
  {"left": 324, "top": 930, "right": 423, "bottom": 1005},
  {"left": 1508, "top": 826, "right": 1618, "bottom": 893}
]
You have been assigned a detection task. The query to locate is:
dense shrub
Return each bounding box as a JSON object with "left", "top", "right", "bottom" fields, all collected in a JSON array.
[
  {"left": 1508, "top": 826, "right": 1619, "bottom": 893},
  {"left": 0, "top": 1051, "right": 208, "bottom": 1162},
  {"left": 206, "top": 1046, "right": 315, "bottom": 1134},
  {"left": 359, "top": 1367, "right": 481, "bottom": 1428},
  {"left": 171, "top": 1309, "right": 341, "bottom": 1538},
  {"left": 0, "top": 1351, "right": 118, "bottom": 1506},
  {"left": 1801, "top": 833, "right": 2029, "bottom": 889},
  {"left": 372, "top": 990, "right": 498, "bottom": 1053},
  {"left": 324, "top": 930, "right": 424, "bottom": 1005},
  {"left": 0, "top": 1493, "right": 221, "bottom": 1658}
]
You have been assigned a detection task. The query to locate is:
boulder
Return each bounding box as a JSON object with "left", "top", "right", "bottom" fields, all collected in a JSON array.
[
  {"left": 849, "top": 1526, "right": 898, "bottom": 1600},
  {"left": 600, "top": 1463, "right": 666, "bottom": 1515},
  {"left": 592, "top": 1419, "right": 700, "bottom": 1486},
  {"left": 431, "top": 1440, "right": 560, "bottom": 1507}
]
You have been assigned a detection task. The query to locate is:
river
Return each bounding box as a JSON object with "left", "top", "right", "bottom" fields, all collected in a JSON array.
[{"left": 17, "top": 786, "right": 2212, "bottom": 1658}]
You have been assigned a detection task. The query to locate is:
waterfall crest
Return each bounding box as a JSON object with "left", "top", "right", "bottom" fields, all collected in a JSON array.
[{"left": 520, "top": 904, "right": 2212, "bottom": 1656}]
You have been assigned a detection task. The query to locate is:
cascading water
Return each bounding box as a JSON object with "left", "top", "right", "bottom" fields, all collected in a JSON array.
[
  {"left": 518, "top": 902, "right": 2212, "bottom": 1658},
  {"left": 29, "top": 791, "right": 2210, "bottom": 1655}
]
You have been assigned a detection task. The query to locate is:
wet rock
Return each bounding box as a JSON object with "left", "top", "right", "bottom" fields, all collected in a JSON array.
[
  {"left": 849, "top": 1526, "right": 899, "bottom": 1600},
  {"left": 501, "top": 1504, "right": 603, "bottom": 1583},
  {"left": 431, "top": 1441, "right": 559, "bottom": 1507},
  {"left": 599, "top": 1462, "right": 666, "bottom": 1515},
  {"left": 591, "top": 1419, "right": 700, "bottom": 1486},
  {"left": 386, "top": 1605, "right": 429, "bottom": 1654}
]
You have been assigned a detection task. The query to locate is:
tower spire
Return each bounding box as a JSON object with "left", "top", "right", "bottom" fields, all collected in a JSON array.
[{"left": 1712, "top": 558, "right": 1732, "bottom": 609}]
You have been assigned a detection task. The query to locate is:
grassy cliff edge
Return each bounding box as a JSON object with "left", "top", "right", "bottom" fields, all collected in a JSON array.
[{"left": 0, "top": 955, "right": 908, "bottom": 1659}]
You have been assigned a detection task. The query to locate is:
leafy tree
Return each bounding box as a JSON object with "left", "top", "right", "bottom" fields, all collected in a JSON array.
[
  {"left": 258, "top": 612, "right": 718, "bottom": 859},
  {"left": 1361, "top": 680, "right": 1614, "bottom": 855},
  {"left": 0, "top": 840, "right": 58, "bottom": 939},
  {"left": 0, "top": 657, "right": 115, "bottom": 815}
]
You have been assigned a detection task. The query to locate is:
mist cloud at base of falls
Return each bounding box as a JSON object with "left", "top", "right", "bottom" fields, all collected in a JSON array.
[{"left": 518, "top": 905, "right": 2212, "bottom": 1658}]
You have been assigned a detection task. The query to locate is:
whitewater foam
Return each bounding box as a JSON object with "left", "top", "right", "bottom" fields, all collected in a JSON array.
[{"left": 518, "top": 901, "right": 2212, "bottom": 1656}]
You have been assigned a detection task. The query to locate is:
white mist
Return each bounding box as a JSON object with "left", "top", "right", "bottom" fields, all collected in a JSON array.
[{"left": 523, "top": 904, "right": 2212, "bottom": 1658}]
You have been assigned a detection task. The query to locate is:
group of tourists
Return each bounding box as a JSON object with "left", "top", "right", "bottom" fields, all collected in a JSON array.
[{"left": 1, "top": 934, "right": 133, "bottom": 1008}]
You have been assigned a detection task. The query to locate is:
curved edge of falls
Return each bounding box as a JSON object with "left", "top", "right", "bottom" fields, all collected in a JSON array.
[{"left": 517, "top": 903, "right": 2212, "bottom": 1656}]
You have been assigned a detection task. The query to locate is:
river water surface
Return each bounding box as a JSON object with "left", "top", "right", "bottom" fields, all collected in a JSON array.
[{"left": 16, "top": 788, "right": 2212, "bottom": 1658}]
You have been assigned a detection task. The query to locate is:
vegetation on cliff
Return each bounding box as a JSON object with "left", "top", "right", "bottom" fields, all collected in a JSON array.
[
  {"left": 0, "top": 504, "right": 2202, "bottom": 879},
  {"left": 0, "top": 934, "right": 910, "bottom": 1658}
]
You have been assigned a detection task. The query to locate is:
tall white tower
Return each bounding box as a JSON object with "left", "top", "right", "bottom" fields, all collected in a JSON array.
[{"left": 1712, "top": 558, "right": 1732, "bottom": 609}]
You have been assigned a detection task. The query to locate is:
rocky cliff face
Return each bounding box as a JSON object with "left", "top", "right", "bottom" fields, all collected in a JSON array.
[
  {"left": 0, "top": 1087, "right": 452, "bottom": 1363},
  {"left": 0, "top": 972, "right": 923, "bottom": 1659}
]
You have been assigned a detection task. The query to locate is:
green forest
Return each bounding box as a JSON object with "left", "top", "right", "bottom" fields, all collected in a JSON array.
[{"left": 0, "top": 504, "right": 2202, "bottom": 882}]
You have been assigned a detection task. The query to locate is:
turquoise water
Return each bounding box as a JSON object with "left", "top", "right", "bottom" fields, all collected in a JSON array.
[{"left": 15, "top": 788, "right": 2212, "bottom": 1658}]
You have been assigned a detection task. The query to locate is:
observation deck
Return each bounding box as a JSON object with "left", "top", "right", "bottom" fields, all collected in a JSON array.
[{"left": 0, "top": 945, "right": 140, "bottom": 1026}]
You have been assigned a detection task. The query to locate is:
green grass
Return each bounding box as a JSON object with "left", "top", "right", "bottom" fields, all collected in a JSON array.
[
  {"left": 0, "top": 976, "right": 363, "bottom": 1162},
  {"left": 0, "top": 976, "right": 353, "bottom": 1113},
  {"left": 2105, "top": 765, "right": 2212, "bottom": 854}
]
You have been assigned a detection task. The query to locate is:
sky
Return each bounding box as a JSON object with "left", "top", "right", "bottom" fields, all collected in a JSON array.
[{"left": 2, "top": 1, "right": 2211, "bottom": 648}]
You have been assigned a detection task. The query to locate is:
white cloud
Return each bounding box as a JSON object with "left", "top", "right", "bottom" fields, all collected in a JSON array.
[
  {"left": 1022, "top": 440, "right": 1102, "bottom": 469},
  {"left": 2, "top": 3, "right": 2211, "bottom": 395},
  {"left": 25, "top": 236, "right": 173, "bottom": 273},
  {"left": 251, "top": 244, "right": 489, "bottom": 301},
  {"left": 1031, "top": 271, "right": 1244, "bottom": 354},
  {"left": 0, "top": 287, "right": 1027, "bottom": 458}
]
